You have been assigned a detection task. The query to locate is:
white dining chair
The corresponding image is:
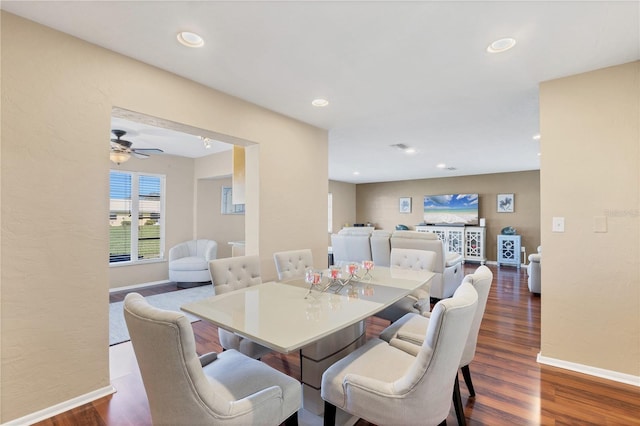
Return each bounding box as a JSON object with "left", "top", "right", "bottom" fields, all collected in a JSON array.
[
  {"left": 379, "top": 265, "right": 493, "bottom": 426},
  {"left": 321, "top": 282, "right": 478, "bottom": 426},
  {"left": 208, "top": 255, "right": 272, "bottom": 359},
  {"left": 375, "top": 247, "right": 436, "bottom": 322},
  {"left": 123, "top": 292, "right": 301, "bottom": 425},
  {"left": 273, "top": 249, "right": 314, "bottom": 280}
]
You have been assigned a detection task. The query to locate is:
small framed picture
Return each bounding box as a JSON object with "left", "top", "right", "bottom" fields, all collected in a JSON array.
[
  {"left": 497, "top": 193, "right": 514, "bottom": 213},
  {"left": 399, "top": 197, "right": 412, "bottom": 213}
]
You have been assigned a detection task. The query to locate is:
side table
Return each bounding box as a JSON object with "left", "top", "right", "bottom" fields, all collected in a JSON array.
[{"left": 497, "top": 235, "right": 521, "bottom": 268}]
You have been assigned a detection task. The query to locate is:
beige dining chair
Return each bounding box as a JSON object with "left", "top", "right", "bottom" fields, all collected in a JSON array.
[
  {"left": 123, "top": 292, "right": 301, "bottom": 426},
  {"left": 273, "top": 249, "right": 314, "bottom": 280},
  {"left": 321, "top": 282, "right": 478, "bottom": 426},
  {"left": 208, "top": 255, "right": 272, "bottom": 359},
  {"left": 379, "top": 265, "right": 493, "bottom": 426},
  {"left": 375, "top": 247, "right": 436, "bottom": 322},
  {"left": 391, "top": 230, "right": 464, "bottom": 300}
]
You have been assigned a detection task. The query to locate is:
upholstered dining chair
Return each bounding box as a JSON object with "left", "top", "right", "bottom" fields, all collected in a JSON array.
[
  {"left": 208, "top": 255, "right": 272, "bottom": 359},
  {"left": 123, "top": 292, "right": 301, "bottom": 426},
  {"left": 321, "top": 282, "right": 478, "bottom": 426},
  {"left": 273, "top": 249, "right": 314, "bottom": 280},
  {"left": 375, "top": 248, "right": 436, "bottom": 322},
  {"left": 379, "top": 265, "right": 493, "bottom": 426},
  {"left": 390, "top": 230, "right": 464, "bottom": 300}
]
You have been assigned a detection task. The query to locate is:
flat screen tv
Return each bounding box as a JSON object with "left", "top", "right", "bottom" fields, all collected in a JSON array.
[{"left": 423, "top": 193, "right": 479, "bottom": 225}]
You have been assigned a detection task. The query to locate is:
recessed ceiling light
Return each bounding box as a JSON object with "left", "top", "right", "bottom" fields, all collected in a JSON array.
[
  {"left": 533, "top": 134, "right": 541, "bottom": 140},
  {"left": 537, "top": 152, "right": 541, "bottom": 156},
  {"left": 353, "top": 171, "right": 360, "bottom": 175},
  {"left": 436, "top": 163, "right": 446, "bottom": 169},
  {"left": 487, "top": 38, "right": 516, "bottom": 53},
  {"left": 177, "top": 31, "right": 204, "bottom": 48},
  {"left": 404, "top": 148, "right": 417, "bottom": 154},
  {"left": 312, "top": 98, "right": 329, "bottom": 107}
]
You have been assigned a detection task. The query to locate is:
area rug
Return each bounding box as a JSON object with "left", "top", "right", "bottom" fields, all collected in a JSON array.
[{"left": 109, "top": 285, "right": 215, "bottom": 346}]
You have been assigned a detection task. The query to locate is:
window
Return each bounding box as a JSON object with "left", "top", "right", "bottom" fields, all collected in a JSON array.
[
  {"left": 109, "top": 171, "right": 165, "bottom": 264},
  {"left": 221, "top": 186, "right": 245, "bottom": 214}
]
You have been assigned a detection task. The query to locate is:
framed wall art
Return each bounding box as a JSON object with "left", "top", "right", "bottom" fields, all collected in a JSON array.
[
  {"left": 399, "top": 197, "right": 412, "bottom": 213},
  {"left": 497, "top": 193, "right": 514, "bottom": 213}
]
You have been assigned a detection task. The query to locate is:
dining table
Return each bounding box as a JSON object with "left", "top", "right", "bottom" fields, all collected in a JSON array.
[{"left": 181, "top": 266, "right": 434, "bottom": 419}]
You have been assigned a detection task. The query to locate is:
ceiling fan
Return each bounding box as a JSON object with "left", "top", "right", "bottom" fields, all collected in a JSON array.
[{"left": 110, "top": 129, "right": 164, "bottom": 164}]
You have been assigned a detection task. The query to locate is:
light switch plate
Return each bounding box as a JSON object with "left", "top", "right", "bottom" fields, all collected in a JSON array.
[
  {"left": 594, "top": 216, "right": 607, "bottom": 233},
  {"left": 552, "top": 217, "right": 565, "bottom": 232}
]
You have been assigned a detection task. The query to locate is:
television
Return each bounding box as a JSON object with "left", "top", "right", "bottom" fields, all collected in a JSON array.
[{"left": 423, "top": 193, "right": 479, "bottom": 225}]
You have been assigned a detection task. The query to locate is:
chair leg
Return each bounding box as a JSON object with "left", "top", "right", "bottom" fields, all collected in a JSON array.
[
  {"left": 284, "top": 411, "right": 298, "bottom": 426},
  {"left": 452, "top": 374, "right": 466, "bottom": 426},
  {"left": 323, "top": 401, "right": 337, "bottom": 426},
  {"left": 461, "top": 364, "right": 475, "bottom": 397}
]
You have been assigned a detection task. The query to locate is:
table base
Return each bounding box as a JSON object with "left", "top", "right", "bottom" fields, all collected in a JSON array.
[{"left": 300, "top": 320, "right": 366, "bottom": 415}]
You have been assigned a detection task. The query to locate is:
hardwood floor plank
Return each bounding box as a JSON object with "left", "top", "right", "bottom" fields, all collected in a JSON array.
[{"left": 36, "top": 264, "right": 640, "bottom": 426}]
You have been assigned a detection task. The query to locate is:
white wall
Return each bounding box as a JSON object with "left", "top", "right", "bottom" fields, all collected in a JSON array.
[{"left": 1, "top": 12, "right": 327, "bottom": 422}]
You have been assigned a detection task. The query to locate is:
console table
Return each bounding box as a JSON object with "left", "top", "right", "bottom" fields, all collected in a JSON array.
[
  {"left": 415, "top": 225, "right": 486, "bottom": 264},
  {"left": 497, "top": 234, "right": 521, "bottom": 268}
]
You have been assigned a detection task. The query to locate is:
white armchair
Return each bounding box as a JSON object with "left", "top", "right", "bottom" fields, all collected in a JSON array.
[
  {"left": 321, "top": 282, "right": 478, "bottom": 426},
  {"left": 390, "top": 230, "right": 464, "bottom": 300},
  {"left": 528, "top": 246, "right": 541, "bottom": 294},
  {"left": 123, "top": 293, "right": 301, "bottom": 426},
  {"left": 168, "top": 239, "right": 218, "bottom": 287}
]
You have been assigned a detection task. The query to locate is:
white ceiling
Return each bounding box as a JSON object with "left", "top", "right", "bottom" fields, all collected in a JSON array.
[{"left": 3, "top": 1, "right": 639, "bottom": 183}]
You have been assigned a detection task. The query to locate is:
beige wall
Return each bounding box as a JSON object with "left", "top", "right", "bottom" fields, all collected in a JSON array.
[
  {"left": 355, "top": 171, "right": 541, "bottom": 262},
  {"left": 539, "top": 61, "right": 639, "bottom": 377},
  {"left": 194, "top": 150, "right": 244, "bottom": 260},
  {"left": 196, "top": 177, "right": 245, "bottom": 259},
  {"left": 329, "top": 179, "right": 357, "bottom": 234},
  {"left": 109, "top": 154, "right": 195, "bottom": 288},
  {"left": 1, "top": 12, "right": 327, "bottom": 422},
  {"left": 110, "top": 149, "right": 242, "bottom": 288}
]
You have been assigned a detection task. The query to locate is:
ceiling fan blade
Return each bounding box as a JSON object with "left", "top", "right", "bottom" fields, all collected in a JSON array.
[
  {"left": 110, "top": 138, "right": 133, "bottom": 149},
  {"left": 132, "top": 152, "right": 150, "bottom": 159},
  {"left": 132, "top": 148, "right": 164, "bottom": 154}
]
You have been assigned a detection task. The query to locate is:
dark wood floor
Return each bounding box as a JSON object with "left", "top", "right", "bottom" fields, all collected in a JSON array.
[{"left": 39, "top": 264, "right": 640, "bottom": 426}]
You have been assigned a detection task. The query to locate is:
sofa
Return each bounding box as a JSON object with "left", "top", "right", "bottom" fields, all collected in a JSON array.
[
  {"left": 330, "top": 228, "right": 465, "bottom": 300},
  {"left": 168, "top": 239, "right": 218, "bottom": 287},
  {"left": 331, "top": 228, "right": 374, "bottom": 265},
  {"left": 527, "top": 246, "right": 541, "bottom": 294}
]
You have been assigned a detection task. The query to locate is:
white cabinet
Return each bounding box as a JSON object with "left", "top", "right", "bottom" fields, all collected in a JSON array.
[
  {"left": 497, "top": 235, "right": 521, "bottom": 268},
  {"left": 464, "top": 227, "right": 486, "bottom": 264},
  {"left": 415, "top": 225, "right": 486, "bottom": 264}
]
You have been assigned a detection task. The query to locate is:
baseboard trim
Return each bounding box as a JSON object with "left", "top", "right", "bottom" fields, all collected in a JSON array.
[
  {"left": 109, "top": 279, "right": 171, "bottom": 293},
  {"left": 537, "top": 353, "right": 640, "bottom": 387},
  {"left": 2, "top": 385, "right": 116, "bottom": 426}
]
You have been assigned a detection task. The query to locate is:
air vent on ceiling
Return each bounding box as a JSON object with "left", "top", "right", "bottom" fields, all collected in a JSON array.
[{"left": 390, "top": 143, "right": 409, "bottom": 150}]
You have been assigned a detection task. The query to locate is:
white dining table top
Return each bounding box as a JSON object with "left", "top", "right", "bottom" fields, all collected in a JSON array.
[{"left": 181, "top": 267, "right": 434, "bottom": 353}]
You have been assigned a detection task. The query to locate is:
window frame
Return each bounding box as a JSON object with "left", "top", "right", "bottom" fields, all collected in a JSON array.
[{"left": 109, "top": 170, "right": 166, "bottom": 266}]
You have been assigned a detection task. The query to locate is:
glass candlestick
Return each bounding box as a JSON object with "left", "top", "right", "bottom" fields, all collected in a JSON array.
[{"left": 362, "top": 260, "right": 374, "bottom": 280}]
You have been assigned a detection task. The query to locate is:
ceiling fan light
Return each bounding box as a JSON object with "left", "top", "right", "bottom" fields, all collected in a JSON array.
[{"left": 110, "top": 151, "right": 131, "bottom": 165}]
